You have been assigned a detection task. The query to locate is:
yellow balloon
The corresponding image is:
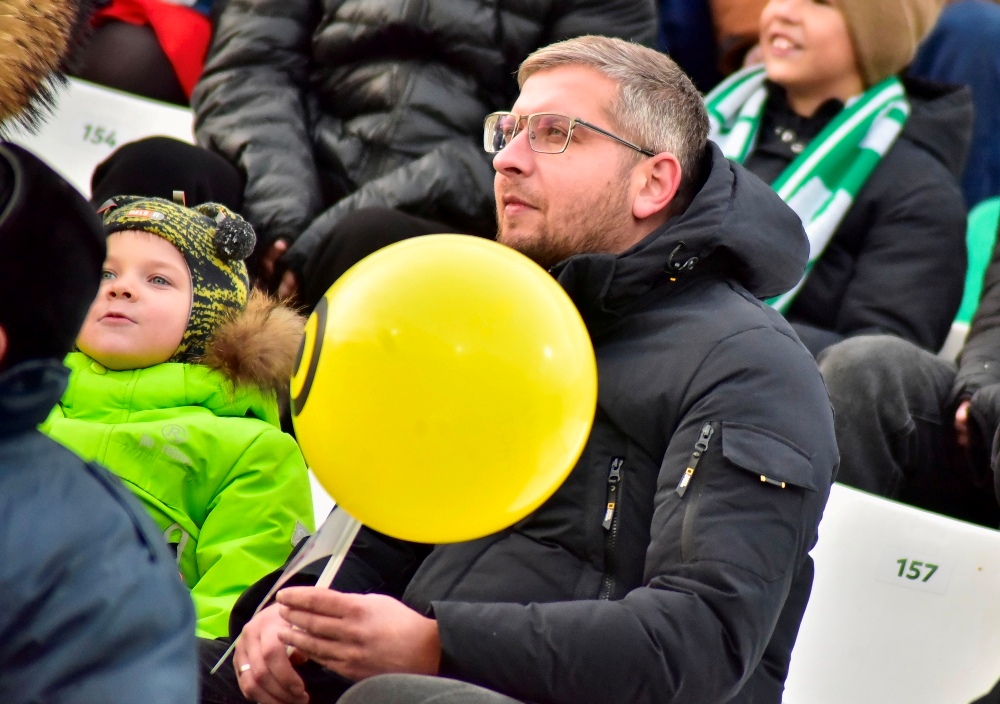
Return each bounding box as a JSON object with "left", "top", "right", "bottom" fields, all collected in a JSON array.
[{"left": 291, "top": 235, "right": 597, "bottom": 543}]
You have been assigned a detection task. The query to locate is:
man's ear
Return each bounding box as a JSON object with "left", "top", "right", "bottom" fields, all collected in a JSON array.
[{"left": 631, "top": 153, "right": 683, "bottom": 221}]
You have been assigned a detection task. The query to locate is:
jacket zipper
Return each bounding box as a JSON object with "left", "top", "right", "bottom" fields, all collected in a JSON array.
[
  {"left": 599, "top": 457, "right": 625, "bottom": 600},
  {"left": 676, "top": 422, "right": 715, "bottom": 497},
  {"left": 678, "top": 422, "right": 717, "bottom": 563}
]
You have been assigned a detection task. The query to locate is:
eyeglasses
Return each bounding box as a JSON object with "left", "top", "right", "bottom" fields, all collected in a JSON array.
[{"left": 483, "top": 112, "right": 656, "bottom": 157}]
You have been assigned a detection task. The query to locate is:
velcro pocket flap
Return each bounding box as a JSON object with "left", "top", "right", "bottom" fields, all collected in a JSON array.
[{"left": 722, "top": 422, "right": 817, "bottom": 492}]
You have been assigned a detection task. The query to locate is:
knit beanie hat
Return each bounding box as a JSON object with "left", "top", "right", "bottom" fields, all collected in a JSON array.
[
  {"left": 98, "top": 195, "right": 256, "bottom": 362},
  {"left": 0, "top": 143, "right": 105, "bottom": 370},
  {"left": 836, "top": 0, "right": 945, "bottom": 87}
]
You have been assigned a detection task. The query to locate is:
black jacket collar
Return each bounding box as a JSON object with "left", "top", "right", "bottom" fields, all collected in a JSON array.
[
  {"left": 0, "top": 359, "right": 69, "bottom": 438},
  {"left": 551, "top": 142, "right": 808, "bottom": 331}
]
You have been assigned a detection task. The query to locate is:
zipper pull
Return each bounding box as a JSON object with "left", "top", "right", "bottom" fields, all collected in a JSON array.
[
  {"left": 602, "top": 457, "right": 624, "bottom": 530},
  {"left": 676, "top": 422, "right": 715, "bottom": 497}
]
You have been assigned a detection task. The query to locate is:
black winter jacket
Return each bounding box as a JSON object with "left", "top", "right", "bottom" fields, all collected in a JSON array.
[
  {"left": 0, "top": 360, "right": 197, "bottom": 703},
  {"left": 191, "top": 0, "right": 657, "bottom": 275},
  {"left": 229, "top": 145, "right": 839, "bottom": 704},
  {"left": 744, "top": 78, "right": 972, "bottom": 357},
  {"left": 952, "top": 211, "right": 1000, "bottom": 457}
]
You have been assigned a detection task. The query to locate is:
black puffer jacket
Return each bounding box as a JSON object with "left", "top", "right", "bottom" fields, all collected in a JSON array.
[
  {"left": 191, "top": 0, "right": 657, "bottom": 275},
  {"left": 230, "top": 144, "right": 839, "bottom": 704},
  {"left": 744, "top": 78, "right": 972, "bottom": 357}
]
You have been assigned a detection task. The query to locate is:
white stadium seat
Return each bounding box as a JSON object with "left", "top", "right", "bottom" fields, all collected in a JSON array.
[
  {"left": 5, "top": 78, "right": 194, "bottom": 198},
  {"left": 309, "top": 470, "right": 336, "bottom": 528},
  {"left": 784, "top": 483, "right": 1000, "bottom": 703}
]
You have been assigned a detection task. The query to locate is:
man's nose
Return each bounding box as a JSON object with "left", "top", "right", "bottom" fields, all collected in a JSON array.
[{"left": 492, "top": 127, "right": 534, "bottom": 176}]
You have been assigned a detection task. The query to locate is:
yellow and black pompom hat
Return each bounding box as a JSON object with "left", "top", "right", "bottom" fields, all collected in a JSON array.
[{"left": 97, "top": 194, "right": 256, "bottom": 363}]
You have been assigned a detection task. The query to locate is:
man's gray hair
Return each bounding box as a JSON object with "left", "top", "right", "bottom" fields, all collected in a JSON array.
[{"left": 518, "top": 35, "right": 709, "bottom": 206}]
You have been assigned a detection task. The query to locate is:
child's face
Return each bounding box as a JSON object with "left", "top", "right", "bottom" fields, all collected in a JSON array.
[
  {"left": 759, "top": 0, "right": 864, "bottom": 104},
  {"left": 77, "top": 231, "right": 192, "bottom": 370}
]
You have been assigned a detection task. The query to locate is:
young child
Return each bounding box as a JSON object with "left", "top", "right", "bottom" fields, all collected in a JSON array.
[
  {"left": 705, "top": 0, "right": 968, "bottom": 357},
  {"left": 44, "top": 195, "right": 314, "bottom": 639}
]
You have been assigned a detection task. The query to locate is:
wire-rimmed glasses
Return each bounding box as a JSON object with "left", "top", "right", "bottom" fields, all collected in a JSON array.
[{"left": 483, "top": 112, "right": 656, "bottom": 157}]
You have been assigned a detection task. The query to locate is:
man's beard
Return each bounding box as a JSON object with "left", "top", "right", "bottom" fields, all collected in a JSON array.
[{"left": 497, "top": 181, "right": 633, "bottom": 269}]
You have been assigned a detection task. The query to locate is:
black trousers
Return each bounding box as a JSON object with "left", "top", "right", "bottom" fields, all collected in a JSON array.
[
  {"left": 198, "top": 639, "right": 522, "bottom": 704},
  {"left": 817, "top": 334, "right": 999, "bottom": 527}
]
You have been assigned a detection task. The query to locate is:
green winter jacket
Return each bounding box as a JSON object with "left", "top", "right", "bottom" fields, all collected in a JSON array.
[{"left": 44, "top": 352, "right": 314, "bottom": 639}]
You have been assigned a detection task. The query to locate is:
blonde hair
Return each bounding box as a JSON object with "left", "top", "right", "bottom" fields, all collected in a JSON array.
[{"left": 519, "top": 35, "right": 709, "bottom": 205}]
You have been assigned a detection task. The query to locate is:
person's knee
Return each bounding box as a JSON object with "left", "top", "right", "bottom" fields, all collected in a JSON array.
[
  {"left": 817, "top": 335, "right": 915, "bottom": 397},
  {"left": 340, "top": 674, "right": 522, "bottom": 704}
]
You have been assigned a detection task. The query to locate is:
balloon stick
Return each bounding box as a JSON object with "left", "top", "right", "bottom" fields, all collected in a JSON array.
[{"left": 209, "top": 508, "right": 362, "bottom": 674}]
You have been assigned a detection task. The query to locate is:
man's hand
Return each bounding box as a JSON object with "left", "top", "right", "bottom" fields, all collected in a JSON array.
[
  {"left": 256, "top": 239, "right": 300, "bottom": 300},
  {"left": 955, "top": 399, "right": 972, "bottom": 449},
  {"left": 260, "top": 239, "right": 290, "bottom": 282},
  {"left": 275, "top": 588, "right": 441, "bottom": 683},
  {"left": 234, "top": 603, "right": 309, "bottom": 704}
]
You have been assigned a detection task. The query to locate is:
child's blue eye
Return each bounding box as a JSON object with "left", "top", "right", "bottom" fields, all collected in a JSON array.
[
  {"left": 101, "top": 270, "right": 115, "bottom": 281},
  {"left": 150, "top": 275, "right": 172, "bottom": 286}
]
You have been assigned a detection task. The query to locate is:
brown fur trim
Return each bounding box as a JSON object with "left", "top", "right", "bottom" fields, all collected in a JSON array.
[
  {"left": 201, "top": 289, "right": 306, "bottom": 395},
  {"left": 0, "top": 0, "right": 94, "bottom": 135}
]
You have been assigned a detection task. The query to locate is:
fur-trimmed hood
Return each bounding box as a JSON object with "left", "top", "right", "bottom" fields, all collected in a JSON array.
[
  {"left": 200, "top": 289, "right": 305, "bottom": 395},
  {"left": 0, "top": 0, "right": 94, "bottom": 135}
]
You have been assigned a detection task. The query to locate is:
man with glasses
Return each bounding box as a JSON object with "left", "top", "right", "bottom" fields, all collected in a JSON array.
[{"left": 200, "top": 36, "right": 838, "bottom": 704}]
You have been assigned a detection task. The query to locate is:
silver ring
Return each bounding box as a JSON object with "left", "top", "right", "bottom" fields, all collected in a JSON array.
[{"left": 238, "top": 663, "right": 252, "bottom": 675}]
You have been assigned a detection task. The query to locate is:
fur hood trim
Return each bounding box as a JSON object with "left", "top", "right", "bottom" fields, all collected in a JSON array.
[
  {"left": 201, "top": 289, "right": 306, "bottom": 395},
  {"left": 0, "top": 0, "right": 94, "bottom": 135}
]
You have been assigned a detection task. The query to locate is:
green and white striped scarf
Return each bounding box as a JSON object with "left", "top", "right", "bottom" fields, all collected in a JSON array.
[{"left": 705, "top": 65, "right": 911, "bottom": 312}]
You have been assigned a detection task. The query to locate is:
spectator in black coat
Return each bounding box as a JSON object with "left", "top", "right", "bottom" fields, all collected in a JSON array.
[
  {"left": 198, "top": 36, "right": 838, "bottom": 704},
  {"left": 818, "top": 211, "right": 1000, "bottom": 527},
  {"left": 705, "top": 0, "right": 970, "bottom": 357},
  {"left": 0, "top": 142, "right": 197, "bottom": 703}
]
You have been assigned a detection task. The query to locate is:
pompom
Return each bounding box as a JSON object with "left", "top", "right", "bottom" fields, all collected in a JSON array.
[{"left": 214, "top": 216, "right": 256, "bottom": 261}]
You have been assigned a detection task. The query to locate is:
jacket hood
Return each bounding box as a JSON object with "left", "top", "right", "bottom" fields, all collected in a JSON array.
[
  {"left": 901, "top": 76, "right": 973, "bottom": 179},
  {"left": 553, "top": 142, "right": 808, "bottom": 326},
  {"left": 201, "top": 289, "right": 305, "bottom": 396},
  {"left": 0, "top": 359, "right": 68, "bottom": 437}
]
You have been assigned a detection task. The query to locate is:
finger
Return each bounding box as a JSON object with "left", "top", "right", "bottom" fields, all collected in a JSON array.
[
  {"left": 260, "top": 624, "right": 309, "bottom": 699},
  {"left": 277, "top": 587, "right": 354, "bottom": 617},
  {"left": 956, "top": 402, "right": 969, "bottom": 423},
  {"left": 278, "top": 604, "right": 355, "bottom": 642},
  {"left": 262, "top": 240, "right": 289, "bottom": 268},
  {"left": 278, "top": 271, "right": 299, "bottom": 300},
  {"left": 243, "top": 624, "right": 307, "bottom": 704},
  {"left": 278, "top": 624, "right": 352, "bottom": 667}
]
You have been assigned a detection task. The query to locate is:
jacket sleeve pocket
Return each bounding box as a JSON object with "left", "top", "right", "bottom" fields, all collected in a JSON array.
[
  {"left": 680, "top": 422, "right": 818, "bottom": 583},
  {"left": 721, "top": 422, "right": 817, "bottom": 492}
]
